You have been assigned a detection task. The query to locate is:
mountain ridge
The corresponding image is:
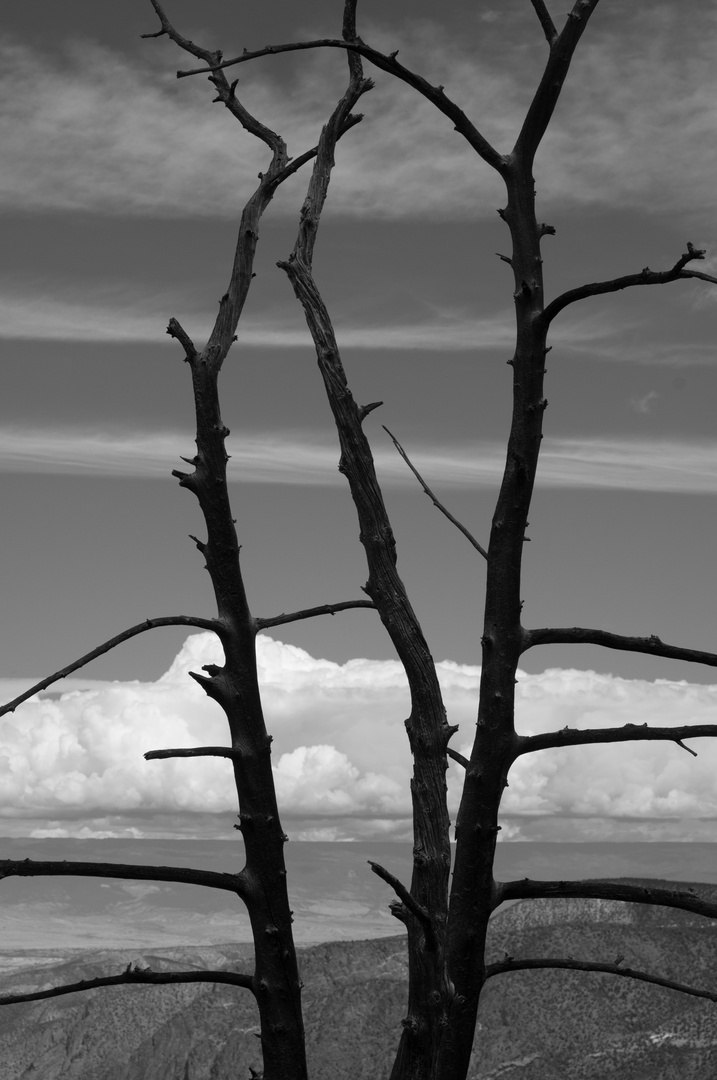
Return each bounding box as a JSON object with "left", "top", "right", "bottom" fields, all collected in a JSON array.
[{"left": 3, "top": 878, "right": 717, "bottom": 1078}]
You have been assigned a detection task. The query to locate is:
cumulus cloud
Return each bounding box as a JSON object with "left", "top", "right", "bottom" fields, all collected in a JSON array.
[
  {"left": 1, "top": 8, "right": 716, "bottom": 221},
  {"left": 2, "top": 633, "right": 717, "bottom": 841}
]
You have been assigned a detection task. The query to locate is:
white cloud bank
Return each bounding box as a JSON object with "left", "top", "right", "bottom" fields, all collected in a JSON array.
[
  {"left": 1, "top": 7, "right": 716, "bottom": 221},
  {"left": 2, "top": 632, "right": 717, "bottom": 842},
  {"left": 1, "top": 425, "right": 717, "bottom": 494}
]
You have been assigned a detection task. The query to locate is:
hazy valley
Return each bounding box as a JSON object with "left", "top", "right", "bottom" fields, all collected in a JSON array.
[{"left": 3, "top": 842, "right": 717, "bottom": 1078}]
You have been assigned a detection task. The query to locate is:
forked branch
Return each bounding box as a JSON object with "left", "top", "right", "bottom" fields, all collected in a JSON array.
[
  {"left": 0, "top": 965, "right": 254, "bottom": 1007},
  {"left": 369, "top": 860, "right": 436, "bottom": 949},
  {"left": 529, "top": 0, "right": 558, "bottom": 46},
  {"left": 383, "top": 426, "right": 488, "bottom": 560},
  {"left": 541, "top": 243, "right": 717, "bottom": 325},
  {"left": 174, "top": 38, "right": 505, "bottom": 172},
  {"left": 0, "top": 615, "right": 221, "bottom": 718},
  {"left": 486, "top": 956, "right": 717, "bottom": 1002},
  {"left": 513, "top": 0, "right": 600, "bottom": 163},
  {"left": 524, "top": 625, "right": 717, "bottom": 669}
]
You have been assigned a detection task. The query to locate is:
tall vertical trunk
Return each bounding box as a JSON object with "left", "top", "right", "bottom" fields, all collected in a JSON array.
[
  {"left": 438, "top": 157, "right": 549, "bottom": 1080},
  {"left": 175, "top": 354, "right": 307, "bottom": 1080}
]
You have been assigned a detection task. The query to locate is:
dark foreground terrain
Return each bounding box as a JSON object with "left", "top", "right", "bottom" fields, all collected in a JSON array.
[{"left": 3, "top": 880, "right": 717, "bottom": 1079}]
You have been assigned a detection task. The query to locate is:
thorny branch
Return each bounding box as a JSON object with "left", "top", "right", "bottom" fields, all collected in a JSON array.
[
  {"left": 0, "top": 966, "right": 254, "bottom": 1007},
  {"left": 383, "top": 427, "right": 488, "bottom": 560},
  {"left": 0, "top": 616, "right": 221, "bottom": 718},
  {"left": 486, "top": 956, "right": 717, "bottom": 1002}
]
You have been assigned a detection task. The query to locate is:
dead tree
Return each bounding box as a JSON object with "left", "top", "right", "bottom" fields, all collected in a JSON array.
[{"left": 2, "top": 2, "right": 717, "bottom": 1079}]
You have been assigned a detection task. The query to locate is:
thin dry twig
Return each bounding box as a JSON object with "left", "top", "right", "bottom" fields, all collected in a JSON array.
[{"left": 383, "top": 427, "right": 488, "bottom": 560}]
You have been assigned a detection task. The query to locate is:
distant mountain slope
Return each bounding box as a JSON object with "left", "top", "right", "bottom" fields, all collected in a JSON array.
[{"left": 3, "top": 882, "right": 717, "bottom": 1079}]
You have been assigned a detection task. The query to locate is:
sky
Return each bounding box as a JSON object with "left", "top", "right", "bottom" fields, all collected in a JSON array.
[{"left": 2, "top": 0, "right": 717, "bottom": 844}]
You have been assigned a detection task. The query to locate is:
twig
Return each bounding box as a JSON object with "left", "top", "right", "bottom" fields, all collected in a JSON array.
[
  {"left": 256, "top": 599, "right": 376, "bottom": 630},
  {"left": 383, "top": 427, "right": 488, "bottom": 560},
  {"left": 485, "top": 956, "right": 717, "bottom": 1002},
  {"left": 0, "top": 616, "right": 221, "bottom": 717}
]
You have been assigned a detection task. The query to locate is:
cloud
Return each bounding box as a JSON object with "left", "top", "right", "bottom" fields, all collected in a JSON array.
[
  {"left": 0, "top": 285, "right": 520, "bottom": 350},
  {"left": 630, "top": 390, "right": 659, "bottom": 415},
  {"left": 1, "top": 8, "right": 717, "bottom": 221},
  {"left": 1, "top": 425, "right": 717, "bottom": 494},
  {"left": 2, "top": 632, "right": 717, "bottom": 842}
]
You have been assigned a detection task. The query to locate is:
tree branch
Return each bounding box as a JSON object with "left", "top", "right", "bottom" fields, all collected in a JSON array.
[
  {"left": 523, "top": 625, "right": 717, "bottom": 669},
  {"left": 541, "top": 243, "right": 717, "bottom": 325},
  {"left": 529, "top": 0, "right": 558, "bottom": 46},
  {"left": 513, "top": 0, "right": 600, "bottom": 163},
  {"left": 383, "top": 427, "right": 488, "bottom": 560},
  {"left": 0, "top": 860, "right": 247, "bottom": 898},
  {"left": 485, "top": 955, "right": 717, "bottom": 1002},
  {"left": 256, "top": 599, "right": 376, "bottom": 630},
  {"left": 174, "top": 39, "right": 506, "bottom": 173},
  {"left": 0, "top": 965, "right": 254, "bottom": 1007},
  {"left": 368, "top": 860, "right": 436, "bottom": 948},
  {"left": 516, "top": 721, "right": 717, "bottom": 757},
  {"left": 0, "top": 616, "right": 222, "bottom": 717},
  {"left": 495, "top": 878, "right": 717, "bottom": 922},
  {"left": 144, "top": 745, "right": 242, "bottom": 761},
  {"left": 447, "top": 746, "right": 470, "bottom": 769}
]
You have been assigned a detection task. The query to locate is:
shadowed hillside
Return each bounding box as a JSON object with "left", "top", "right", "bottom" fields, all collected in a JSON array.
[{"left": 3, "top": 881, "right": 717, "bottom": 1078}]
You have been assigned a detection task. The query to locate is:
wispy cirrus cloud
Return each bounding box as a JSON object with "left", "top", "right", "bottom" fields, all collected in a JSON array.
[
  {"left": 1, "top": 6, "right": 716, "bottom": 221},
  {"left": 0, "top": 283, "right": 619, "bottom": 353},
  {"left": 1, "top": 425, "right": 716, "bottom": 494}
]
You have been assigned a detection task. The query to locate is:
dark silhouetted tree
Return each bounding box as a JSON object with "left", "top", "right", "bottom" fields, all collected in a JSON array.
[{"left": 2, "top": 2, "right": 717, "bottom": 1079}]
